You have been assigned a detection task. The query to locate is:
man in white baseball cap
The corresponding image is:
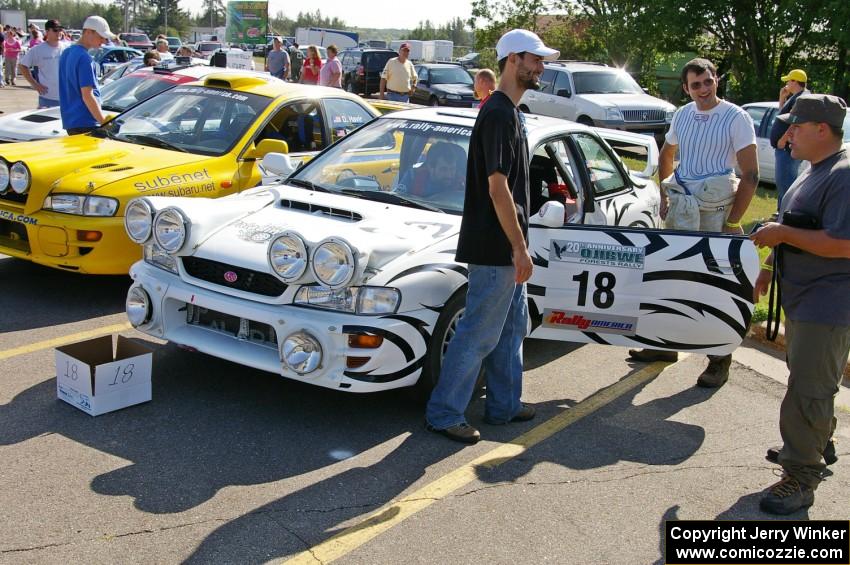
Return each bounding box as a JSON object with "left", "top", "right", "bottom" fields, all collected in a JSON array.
[
  {"left": 425, "top": 29, "right": 559, "bottom": 444},
  {"left": 57, "top": 15, "right": 115, "bottom": 134}
]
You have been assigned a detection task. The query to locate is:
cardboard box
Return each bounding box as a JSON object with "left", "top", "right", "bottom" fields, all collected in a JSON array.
[{"left": 55, "top": 335, "right": 152, "bottom": 416}]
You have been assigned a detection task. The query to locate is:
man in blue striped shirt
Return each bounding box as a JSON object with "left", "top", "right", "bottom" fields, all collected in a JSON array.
[{"left": 628, "top": 58, "right": 759, "bottom": 388}]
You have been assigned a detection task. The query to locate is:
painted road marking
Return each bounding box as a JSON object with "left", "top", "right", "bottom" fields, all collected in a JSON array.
[
  {"left": 284, "top": 358, "right": 680, "bottom": 564},
  {"left": 0, "top": 323, "right": 133, "bottom": 361}
]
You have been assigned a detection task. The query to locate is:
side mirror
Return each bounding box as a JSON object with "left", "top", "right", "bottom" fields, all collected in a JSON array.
[
  {"left": 532, "top": 200, "right": 566, "bottom": 228},
  {"left": 262, "top": 153, "right": 296, "bottom": 177},
  {"left": 244, "top": 139, "right": 289, "bottom": 160},
  {"left": 556, "top": 89, "right": 571, "bottom": 98}
]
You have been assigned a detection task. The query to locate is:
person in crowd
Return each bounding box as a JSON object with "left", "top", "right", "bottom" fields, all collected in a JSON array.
[
  {"left": 627, "top": 58, "right": 758, "bottom": 388},
  {"left": 3, "top": 29, "right": 22, "bottom": 86},
  {"left": 318, "top": 44, "right": 342, "bottom": 88},
  {"left": 379, "top": 42, "right": 417, "bottom": 102},
  {"left": 58, "top": 15, "right": 114, "bottom": 135},
  {"left": 143, "top": 50, "right": 160, "bottom": 66},
  {"left": 299, "top": 45, "right": 321, "bottom": 85},
  {"left": 425, "top": 29, "right": 559, "bottom": 444},
  {"left": 265, "top": 36, "right": 289, "bottom": 80},
  {"left": 176, "top": 45, "right": 194, "bottom": 58},
  {"left": 770, "top": 68, "right": 810, "bottom": 207},
  {"left": 18, "top": 19, "right": 66, "bottom": 108},
  {"left": 27, "top": 26, "right": 42, "bottom": 48},
  {"left": 289, "top": 41, "right": 303, "bottom": 82},
  {"left": 155, "top": 38, "right": 173, "bottom": 61},
  {"left": 473, "top": 68, "right": 496, "bottom": 107},
  {"left": 751, "top": 93, "right": 850, "bottom": 514}
]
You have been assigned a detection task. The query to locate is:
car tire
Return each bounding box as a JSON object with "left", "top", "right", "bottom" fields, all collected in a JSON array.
[
  {"left": 429, "top": 96, "right": 440, "bottom": 107},
  {"left": 412, "top": 289, "right": 484, "bottom": 401},
  {"left": 577, "top": 116, "right": 595, "bottom": 127}
]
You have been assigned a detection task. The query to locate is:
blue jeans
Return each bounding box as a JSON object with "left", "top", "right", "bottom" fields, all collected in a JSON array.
[
  {"left": 38, "top": 96, "right": 59, "bottom": 108},
  {"left": 386, "top": 91, "right": 409, "bottom": 102},
  {"left": 774, "top": 148, "right": 801, "bottom": 208},
  {"left": 426, "top": 264, "right": 528, "bottom": 429}
]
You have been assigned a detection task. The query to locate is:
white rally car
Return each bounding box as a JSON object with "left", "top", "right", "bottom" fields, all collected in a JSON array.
[{"left": 124, "top": 108, "right": 759, "bottom": 394}]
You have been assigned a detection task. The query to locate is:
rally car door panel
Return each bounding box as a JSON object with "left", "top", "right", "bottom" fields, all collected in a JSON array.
[{"left": 527, "top": 224, "right": 759, "bottom": 355}]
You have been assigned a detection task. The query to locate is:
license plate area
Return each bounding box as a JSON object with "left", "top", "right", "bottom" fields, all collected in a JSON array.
[
  {"left": 0, "top": 218, "right": 31, "bottom": 252},
  {"left": 185, "top": 303, "right": 278, "bottom": 349}
]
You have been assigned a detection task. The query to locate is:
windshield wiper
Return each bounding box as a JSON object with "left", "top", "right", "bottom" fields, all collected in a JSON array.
[
  {"left": 101, "top": 104, "right": 124, "bottom": 112},
  {"left": 341, "top": 189, "right": 443, "bottom": 213},
  {"left": 123, "top": 134, "right": 186, "bottom": 152},
  {"left": 288, "top": 178, "right": 333, "bottom": 193}
]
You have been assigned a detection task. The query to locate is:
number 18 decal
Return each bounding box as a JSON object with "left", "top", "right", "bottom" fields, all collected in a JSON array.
[{"left": 572, "top": 270, "right": 616, "bottom": 308}]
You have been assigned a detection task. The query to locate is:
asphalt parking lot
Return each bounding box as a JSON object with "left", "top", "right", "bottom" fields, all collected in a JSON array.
[{"left": 1, "top": 85, "right": 849, "bottom": 565}]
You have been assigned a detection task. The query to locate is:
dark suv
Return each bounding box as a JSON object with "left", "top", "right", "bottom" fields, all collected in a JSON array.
[
  {"left": 411, "top": 63, "right": 476, "bottom": 107},
  {"left": 340, "top": 48, "right": 397, "bottom": 98}
]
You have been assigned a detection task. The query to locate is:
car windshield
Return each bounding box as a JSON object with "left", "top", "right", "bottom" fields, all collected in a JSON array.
[
  {"left": 429, "top": 67, "right": 473, "bottom": 85},
  {"left": 167, "top": 37, "right": 181, "bottom": 46},
  {"left": 573, "top": 71, "right": 643, "bottom": 94},
  {"left": 199, "top": 43, "right": 222, "bottom": 52},
  {"left": 291, "top": 117, "right": 472, "bottom": 214},
  {"left": 365, "top": 52, "right": 394, "bottom": 71},
  {"left": 100, "top": 72, "right": 186, "bottom": 112},
  {"left": 97, "top": 85, "right": 271, "bottom": 156},
  {"left": 123, "top": 34, "right": 149, "bottom": 43}
]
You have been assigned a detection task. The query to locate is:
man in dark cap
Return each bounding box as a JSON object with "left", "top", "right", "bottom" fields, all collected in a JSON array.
[
  {"left": 18, "top": 19, "right": 66, "bottom": 108},
  {"left": 752, "top": 93, "right": 850, "bottom": 514}
]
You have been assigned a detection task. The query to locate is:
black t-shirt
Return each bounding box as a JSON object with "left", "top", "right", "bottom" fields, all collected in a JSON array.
[
  {"left": 769, "top": 90, "right": 805, "bottom": 149},
  {"left": 456, "top": 91, "right": 530, "bottom": 266}
]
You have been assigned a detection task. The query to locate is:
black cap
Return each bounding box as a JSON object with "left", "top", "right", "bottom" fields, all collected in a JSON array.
[
  {"left": 45, "top": 19, "right": 64, "bottom": 31},
  {"left": 778, "top": 94, "right": 847, "bottom": 129}
]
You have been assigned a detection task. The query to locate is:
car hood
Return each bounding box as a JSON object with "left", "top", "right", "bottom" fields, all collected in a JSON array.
[
  {"left": 0, "top": 136, "right": 213, "bottom": 214},
  {"left": 0, "top": 108, "right": 122, "bottom": 142},
  {"left": 432, "top": 83, "right": 474, "bottom": 96},
  {"left": 188, "top": 185, "right": 461, "bottom": 279},
  {"left": 577, "top": 93, "right": 675, "bottom": 110}
]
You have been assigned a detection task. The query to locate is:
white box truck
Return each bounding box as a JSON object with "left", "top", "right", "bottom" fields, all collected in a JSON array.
[
  {"left": 1, "top": 10, "right": 27, "bottom": 31},
  {"left": 433, "top": 40, "right": 453, "bottom": 62},
  {"left": 296, "top": 27, "right": 358, "bottom": 50}
]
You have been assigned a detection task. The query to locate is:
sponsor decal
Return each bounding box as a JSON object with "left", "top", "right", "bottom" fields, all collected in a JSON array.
[
  {"left": 233, "top": 220, "right": 287, "bottom": 243},
  {"left": 0, "top": 210, "right": 38, "bottom": 225},
  {"left": 134, "top": 168, "right": 213, "bottom": 193},
  {"left": 542, "top": 309, "right": 638, "bottom": 336},
  {"left": 550, "top": 240, "right": 645, "bottom": 270},
  {"left": 386, "top": 119, "right": 472, "bottom": 137},
  {"left": 224, "top": 271, "right": 238, "bottom": 283}
]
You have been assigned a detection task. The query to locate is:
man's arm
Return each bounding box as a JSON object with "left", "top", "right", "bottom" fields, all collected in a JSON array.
[
  {"left": 379, "top": 77, "right": 387, "bottom": 99},
  {"left": 19, "top": 64, "right": 46, "bottom": 95},
  {"left": 751, "top": 224, "right": 850, "bottom": 259},
  {"left": 408, "top": 62, "right": 417, "bottom": 95},
  {"left": 488, "top": 171, "right": 533, "bottom": 283},
  {"left": 724, "top": 144, "right": 759, "bottom": 234},
  {"left": 80, "top": 86, "right": 106, "bottom": 124},
  {"left": 658, "top": 141, "right": 677, "bottom": 219}
]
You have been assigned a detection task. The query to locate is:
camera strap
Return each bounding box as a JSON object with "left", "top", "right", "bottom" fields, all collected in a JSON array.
[{"left": 766, "top": 255, "right": 781, "bottom": 341}]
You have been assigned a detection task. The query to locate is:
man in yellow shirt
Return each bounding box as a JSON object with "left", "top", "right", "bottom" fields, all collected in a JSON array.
[{"left": 380, "top": 43, "right": 417, "bottom": 102}]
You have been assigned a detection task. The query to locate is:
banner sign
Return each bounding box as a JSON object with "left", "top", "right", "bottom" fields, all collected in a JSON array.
[{"left": 226, "top": 1, "right": 268, "bottom": 45}]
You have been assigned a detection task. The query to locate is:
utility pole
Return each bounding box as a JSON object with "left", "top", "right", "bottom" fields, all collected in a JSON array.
[{"left": 164, "top": 0, "right": 168, "bottom": 34}]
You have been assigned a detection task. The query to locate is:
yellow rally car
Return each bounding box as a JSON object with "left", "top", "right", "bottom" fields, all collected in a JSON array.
[{"left": 0, "top": 73, "right": 380, "bottom": 274}]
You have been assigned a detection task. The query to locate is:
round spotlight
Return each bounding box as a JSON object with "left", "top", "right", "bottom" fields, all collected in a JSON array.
[
  {"left": 126, "top": 286, "right": 152, "bottom": 327},
  {"left": 281, "top": 331, "right": 323, "bottom": 375},
  {"left": 153, "top": 207, "right": 188, "bottom": 254},
  {"left": 124, "top": 199, "right": 155, "bottom": 244},
  {"left": 268, "top": 231, "right": 308, "bottom": 282},
  {"left": 0, "top": 160, "right": 9, "bottom": 192},
  {"left": 9, "top": 161, "right": 30, "bottom": 195},
  {"left": 311, "top": 238, "right": 356, "bottom": 289}
]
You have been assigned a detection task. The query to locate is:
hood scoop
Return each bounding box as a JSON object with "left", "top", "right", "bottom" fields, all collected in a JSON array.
[
  {"left": 91, "top": 163, "right": 120, "bottom": 169},
  {"left": 110, "top": 166, "right": 133, "bottom": 172},
  {"left": 280, "top": 199, "right": 363, "bottom": 222},
  {"left": 22, "top": 114, "right": 59, "bottom": 123}
]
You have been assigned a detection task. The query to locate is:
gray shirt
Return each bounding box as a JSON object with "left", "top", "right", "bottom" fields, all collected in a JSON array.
[
  {"left": 779, "top": 148, "right": 850, "bottom": 325},
  {"left": 20, "top": 41, "right": 65, "bottom": 101},
  {"left": 267, "top": 49, "right": 289, "bottom": 77}
]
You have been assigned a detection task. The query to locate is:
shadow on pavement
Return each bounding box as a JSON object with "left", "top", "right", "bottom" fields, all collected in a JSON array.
[{"left": 0, "top": 257, "right": 130, "bottom": 332}]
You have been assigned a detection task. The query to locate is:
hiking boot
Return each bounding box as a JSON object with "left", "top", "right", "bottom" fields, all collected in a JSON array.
[
  {"left": 425, "top": 422, "right": 480, "bottom": 444},
  {"left": 484, "top": 403, "right": 536, "bottom": 425},
  {"left": 759, "top": 475, "right": 814, "bottom": 515},
  {"left": 696, "top": 354, "right": 731, "bottom": 388},
  {"left": 766, "top": 439, "right": 838, "bottom": 466},
  {"left": 628, "top": 349, "right": 678, "bottom": 362}
]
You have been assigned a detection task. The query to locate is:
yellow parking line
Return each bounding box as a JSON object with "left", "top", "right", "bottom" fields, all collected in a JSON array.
[
  {"left": 0, "top": 322, "right": 133, "bottom": 361},
  {"left": 284, "top": 359, "right": 677, "bottom": 564}
]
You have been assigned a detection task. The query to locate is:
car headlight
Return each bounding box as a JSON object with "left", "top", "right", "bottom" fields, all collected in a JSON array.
[
  {"left": 0, "top": 160, "right": 8, "bottom": 191},
  {"left": 445, "top": 94, "right": 461, "bottom": 100},
  {"left": 144, "top": 242, "right": 178, "bottom": 273},
  {"left": 268, "top": 231, "right": 308, "bottom": 282},
  {"left": 605, "top": 108, "right": 623, "bottom": 122},
  {"left": 280, "top": 331, "right": 322, "bottom": 375},
  {"left": 311, "top": 238, "right": 356, "bottom": 288},
  {"left": 9, "top": 161, "right": 30, "bottom": 194},
  {"left": 126, "top": 286, "right": 152, "bottom": 327},
  {"left": 42, "top": 194, "right": 119, "bottom": 216},
  {"left": 153, "top": 207, "right": 188, "bottom": 254},
  {"left": 125, "top": 198, "right": 155, "bottom": 243},
  {"left": 666, "top": 109, "right": 675, "bottom": 122},
  {"left": 294, "top": 286, "right": 400, "bottom": 315}
]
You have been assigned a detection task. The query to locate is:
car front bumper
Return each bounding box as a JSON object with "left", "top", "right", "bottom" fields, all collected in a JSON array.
[{"left": 128, "top": 261, "right": 434, "bottom": 393}]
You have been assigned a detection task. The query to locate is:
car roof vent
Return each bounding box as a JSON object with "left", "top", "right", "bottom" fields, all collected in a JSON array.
[
  {"left": 110, "top": 166, "right": 133, "bottom": 172},
  {"left": 91, "top": 163, "right": 119, "bottom": 169},
  {"left": 204, "top": 75, "right": 268, "bottom": 89},
  {"left": 280, "top": 199, "right": 363, "bottom": 222}
]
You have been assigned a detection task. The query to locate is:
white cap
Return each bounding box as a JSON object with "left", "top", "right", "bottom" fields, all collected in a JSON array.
[
  {"left": 495, "top": 29, "right": 559, "bottom": 61},
  {"left": 82, "top": 15, "right": 115, "bottom": 40}
]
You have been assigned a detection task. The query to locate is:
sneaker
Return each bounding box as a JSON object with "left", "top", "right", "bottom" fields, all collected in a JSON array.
[
  {"left": 484, "top": 403, "right": 536, "bottom": 425},
  {"left": 759, "top": 475, "right": 814, "bottom": 515},
  {"left": 696, "top": 355, "right": 731, "bottom": 388},
  {"left": 628, "top": 349, "right": 678, "bottom": 362},
  {"left": 425, "top": 422, "right": 480, "bottom": 444},
  {"left": 766, "top": 439, "right": 837, "bottom": 466}
]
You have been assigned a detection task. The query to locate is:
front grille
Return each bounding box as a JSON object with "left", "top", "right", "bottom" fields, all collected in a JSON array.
[
  {"left": 0, "top": 192, "right": 27, "bottom": 206},
  {"left": 622, "top": 109, "right": 666, "bottom": 122},
  {"left": 182, "top": 256, "right": 288, "bottom": 297},
  {"left": 186, "top": 304, "right": 278, "bottom": 349}
]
